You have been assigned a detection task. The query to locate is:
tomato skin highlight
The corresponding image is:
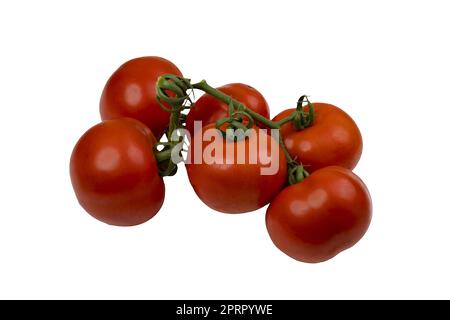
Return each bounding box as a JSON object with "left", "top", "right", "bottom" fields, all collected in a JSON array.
[
  {"left": 70, "top": 118, "right": 165, "bottom": 226},
  {"left": 266, "top": 166, "right": 372, "bottom": 263},
  {"left": 272, "top": 103, "right": 362, "bottom": 172},
  {"left": 186, "top": 124, "right": 287, "bottom": 213},
  {"left": 100, "top": 56, "right": 182, "bottom": 138},
  {"left": 185, "top": 83, "right": 270, "bottom": 135}
]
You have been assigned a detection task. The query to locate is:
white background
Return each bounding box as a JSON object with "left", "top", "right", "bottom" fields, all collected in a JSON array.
[{"left": 0, "top": 0, "right": 449, "bottom": 299}]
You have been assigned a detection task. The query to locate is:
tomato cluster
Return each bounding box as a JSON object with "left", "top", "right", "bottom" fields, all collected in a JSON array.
[{"left": 70, "top": 56, "right": 372, "bottom": 263}]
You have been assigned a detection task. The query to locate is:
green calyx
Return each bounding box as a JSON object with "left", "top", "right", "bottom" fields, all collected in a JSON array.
[
  {"left": 288, "top": 163, "right": 310, "bottom": 185},
  {"left": 156, "top": 74, "right": 192, "bottom": 110},
  {"left": 215, "top": 101, "right": 255, "bottom": 141},
  {"left": 292, "top": 95, "right": 315, "bottom": 130}
]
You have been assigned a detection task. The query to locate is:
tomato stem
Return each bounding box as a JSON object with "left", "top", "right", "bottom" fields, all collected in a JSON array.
[
  {"left": 155, "top": 149, "right": 172, "bottom": 163},
  {"left": 274, "top": 112, "right": 297, "bottom": 127},
  {"left": 155, "top": 75, "right": 192, "bottom": 176},
  {"left": 192, "top": 80, "right": 301, "bottom": 164},
  {"left": 192, "top": 80, "right": 280, "bottom": 129},
  {"left": 155, "top": 75, "right": 314, "bottom": 184}
]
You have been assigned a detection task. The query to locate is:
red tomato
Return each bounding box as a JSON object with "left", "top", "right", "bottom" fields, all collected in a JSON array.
[
  {"left": 272, "top": 103, "right": 362, "bottom": 172},
  {"left": 70, "top": 118, "right": 165, "bottom": 226},
  {"left": 186, "top": 124, "right": 287, "bottom": 213},
  {"left": 185, "top": 83, "right": 270, "bottom": 135},
  {"left": 266, "top": 166, "right": 372, "bottom": 263},
  {"left": 100, "top": 56, "right": 182, "bottom": 138}
]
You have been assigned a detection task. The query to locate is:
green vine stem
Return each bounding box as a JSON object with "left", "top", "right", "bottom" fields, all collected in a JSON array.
[
  {"left": 154, "top": 149, "right": 172, "bottom": 163},
  {"left": 154, "top": 75, "right": 192, "bottom": 176},
  {"left": 155, "top": 75, "right": 314, "bottom": 184}
]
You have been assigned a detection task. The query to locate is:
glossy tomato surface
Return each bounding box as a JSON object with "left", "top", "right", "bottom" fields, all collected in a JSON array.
[
  {"left": 70, "top": 118, "right": 165, "bottom": 226},
  {"left": 266, "top": 166, "right": 372, "bottom": 263},
  {"left": 100, "top": 56, "right": 182, "bottom": 138},
  {"left": 186, "top": 83, "right": 270, "bottom": 135},
  {"left": 186, "top": 124, "right": 286, "bottom": 213},
  {"left": 273, "top": 103, "right": 362, "bottom": 172}
]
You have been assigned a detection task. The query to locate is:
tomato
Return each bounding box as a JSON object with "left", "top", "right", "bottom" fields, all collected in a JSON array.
[
  {"left": 70, "top": 118, "right": 165, "bottom": 226},
  {"left": 272, "top": 103, "right": 362, "bottom": 172},
  {"left": 266, "top": 166, "right": 372, "bottom": 263},
  {"left": 100, "top": 56, "right": 182, "bottom": 139},
  {"left": 186, "top": 124, "right": 287, "bottom": 213},
  {"left": 185, "top": 83, "right": 270, "bottom": 135}
]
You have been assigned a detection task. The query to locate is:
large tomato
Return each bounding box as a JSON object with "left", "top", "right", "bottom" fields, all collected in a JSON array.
[
  {"left": 266, "top": 166, "right": 372, "bottom": 263},
  {"left": 100, "top": 56, "right": 182, "bottom": 138},
  {"left": 70, "top": 118, "right": 165, "bottom": 226},
  {"left": 272, "top": 103, "right": 362, "bottom": 172},
  {"left": 186, "top": 124, "right": 287, "bottom": 213},
  {"left": 185, "top": 83, "right": 270, "bottom": 135}
]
